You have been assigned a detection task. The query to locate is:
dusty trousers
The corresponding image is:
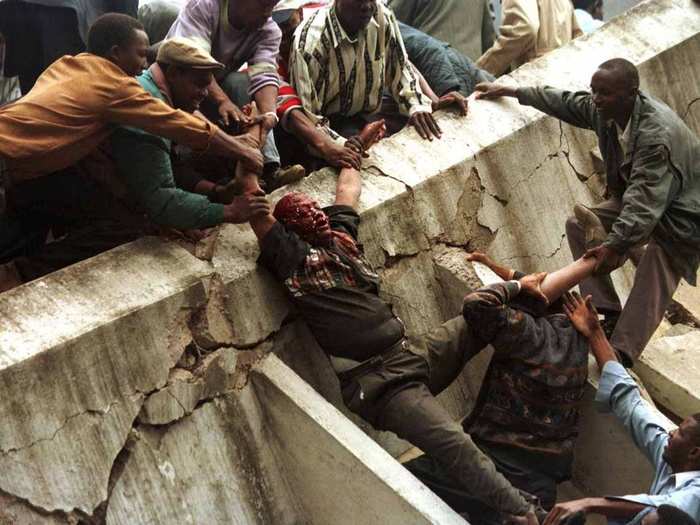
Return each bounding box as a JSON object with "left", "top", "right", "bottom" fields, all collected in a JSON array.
[
  {"left": 565, "top": 198, "right": 682, "bottom": 361},
  {"left": 339, "top": 316, "right": 530, "bottom": 517}
]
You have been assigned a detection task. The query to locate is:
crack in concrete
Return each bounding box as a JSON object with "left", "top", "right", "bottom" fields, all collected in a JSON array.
[
  {"left": 365, "top": 164, "right": 414, "bottom": 193},
  {"left": 501, "top": 233, "right": 567, "bottom": 265},
  {"left": 558, "top": 121, "right": 589, "bottom": 182},
  {"left": 0, "top": 401, "right": 122, "bottom": 457},
  {"left": 0, "top": 486, "right": 80, "bottom": 523},
  {"left": 681, "top": 96, "right": 700, "bottom": 123}
]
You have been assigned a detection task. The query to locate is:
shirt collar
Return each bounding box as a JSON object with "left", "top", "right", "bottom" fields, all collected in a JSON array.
[
  {"left": 147, "top": 63, "right": 174, "bottom": 107},
  {"left": 328, "top": 4, "right": 380, "bottom": 48},
  {"left": 674, "top": 470, "right": 700, "bottom": 487}
]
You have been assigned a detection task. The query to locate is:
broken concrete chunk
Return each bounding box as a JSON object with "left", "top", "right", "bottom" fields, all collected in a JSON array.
[
  {"left": 190, "top": 273, "right": 236, "bottom": 349},
  {"left": 0, "top": 396, "right": 142, "bottom": 515}
]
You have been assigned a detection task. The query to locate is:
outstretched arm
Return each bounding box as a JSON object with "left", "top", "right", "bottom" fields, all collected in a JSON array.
[{"left": 543, "top": 497, "right": 647, "bottom": 525}]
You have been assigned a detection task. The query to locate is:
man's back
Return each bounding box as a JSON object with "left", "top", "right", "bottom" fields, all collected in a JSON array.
[{"left": 0, "top": 53, "right": 215, "bottom": 183}]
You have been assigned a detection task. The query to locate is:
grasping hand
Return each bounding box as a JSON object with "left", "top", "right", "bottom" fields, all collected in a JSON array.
[
  {"left": 474, "top": 82, "right": 519, "bottom": 100},
  {"left": 466, "top": 251, "right": 495, "bottom": 266},
  {"left": 504, "top": 508, "right": 539, "bottom": 525},
  {"left": 409, "top": 111, "right": 442, "bottom": 140},
  {"left": 433, "top": 91, "right": 469, "bottom": 116},
  {"left": 519, "top": 272, "right": 549, "bottom": 305},
  {"left": 543, "top": 500, "right": 590, "bottom": 525},
  {"left": 583, "top": 244, "right": 625, "bottom": 275},
  {"left": 223, "top": 189, "right": 271, "bottom": 223},
  {"left": 218, "top": 99, "right": 252, "bottom": 128},
  {"left": 562, "top": 291, "right": 600, "bottom": 338}
]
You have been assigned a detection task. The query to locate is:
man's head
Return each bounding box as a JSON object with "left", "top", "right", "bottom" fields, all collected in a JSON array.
[
  {"left": 335, "top": 0, "right": 377, "bottom": 36},
  {"left": 273, "top": 1, "right": 305, "bottom": 64},
  {"left": 229, "top": 0, "right": 280, "bottom": 31},
  {"left": 156, "top": 38, "right": 224, "bottom": 112},
  {"left": 662, "top": 413, "right": 700, "bottom": 472},
  {"left": 87, "top": 13, "right": 149, "bottom": 77},
  {"left": 590, "top": 58, "right": 639, "bottom": 123},
  {"left": 274, "top": 192, "right": 333, "bottom": 246},
  {"left": 574, "top": 0, "right": 603, "bottom": 19},
  {"left": 641, "top": 505, "right": 697, "bottom": 525}
]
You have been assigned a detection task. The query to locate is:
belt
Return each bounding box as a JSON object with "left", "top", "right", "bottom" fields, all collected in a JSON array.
[{"left": 336, "top": 338, "right": 409, "bottom": 384}]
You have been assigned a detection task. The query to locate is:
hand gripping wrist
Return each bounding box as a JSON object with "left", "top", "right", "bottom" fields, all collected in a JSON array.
[{"left": 263, "top": 111, "right": 279, "bottom": 127}]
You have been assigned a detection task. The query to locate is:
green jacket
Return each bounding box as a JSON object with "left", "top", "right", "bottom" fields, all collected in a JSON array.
[
  {"left": 110, "top": 70, "right": 224, "bottom": 230},
  {"left": 518, "top": 87, "right": 700, "bottom": 285}
]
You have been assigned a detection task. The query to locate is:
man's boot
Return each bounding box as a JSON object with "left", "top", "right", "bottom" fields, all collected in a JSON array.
[{"left": 573, "top": 204, "right": 606, "bottom": 248}]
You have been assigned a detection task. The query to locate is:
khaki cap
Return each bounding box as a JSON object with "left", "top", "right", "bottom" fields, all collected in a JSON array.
[{"left": 156, "top": 37, "right": 224, "bottom": 70}]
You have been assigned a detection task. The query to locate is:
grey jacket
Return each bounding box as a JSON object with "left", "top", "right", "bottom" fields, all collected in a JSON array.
[{"left": 518, "top": 87, "right": 700, "bottom": 285}]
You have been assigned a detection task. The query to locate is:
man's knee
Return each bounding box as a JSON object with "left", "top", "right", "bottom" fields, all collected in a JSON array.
[{"left": 565, "top": 215, "right": 581, "bottom": 237}]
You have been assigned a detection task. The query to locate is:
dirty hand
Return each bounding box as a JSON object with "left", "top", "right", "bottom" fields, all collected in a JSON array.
[
  {"left": 320, "top": 141, "right": 363, "bottom": 170},
  {"left": 519, "top": 272, "right": 549, "bottom": 304},
  {"left": 409, "top": 111, "right": 442, "bottom": 140},
  {"left": 583, "top": 244, "right": 625, "bottom": 275},
  {"left": 504, "top": 508, "right": 539, "bottom": 525},
  {"left": 218, "top": 99, "right": 252, "bottom": 128},
  {"left": 433, "top": 91, "right": 469, "bottom": 116},
  {"left": 246, "top": 112, "right": 278, "bottom": 135},
  {"left": 474, "top": 82, "right": 519, "bottom": 100},
  {"left": 223, "top": 190, "right": 270, "bottom": 223},
  {"left": 543, "top": 500, "right": 590, "bottom": 525},
  {"left": 466, "top": 251, "right": 494, "bottom": 266},
  {"left": 563, "top": 291, "right": 600, "bottom": 338}
]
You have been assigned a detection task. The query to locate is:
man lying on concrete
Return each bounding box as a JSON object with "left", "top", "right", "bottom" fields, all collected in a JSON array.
[
  {"left": 402, "top": 251, "right": 596, "bottom": 524},
  {"left": 247, "top": 122, "right": 615, "bottom": 523},
  {"left": 0, "top": 14, "right": 263, "bottom": 270},
  {"left": 544, "top": 292, "right": 700, "bottom": 525},
  {"left": 476, "top": 0, "right": 582, "bottom": 77},
  {"left": 166, "top": 0, "right": 288, "bottom": 188},
  {"left": 475, "top": 58, "right": 700, "bottom": 365},
  {"left": 0, "top": 38, "right": 272, "bottom": 290},
  {"left": 271, "top": 1, "right": 473, "bottom": 171},
  {"left": 289, "top": 0, "right": 444, "bottom": 141}
]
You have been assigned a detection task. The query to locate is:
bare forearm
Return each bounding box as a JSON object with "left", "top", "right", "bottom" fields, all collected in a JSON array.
[
  {"left": 584, "top": 497, "right": 646, "bottom": 519},
  {"left": 208, "top": 78, "right": 230, "bottom": 106},
  {"left": 588, "top": 327, "right": 618, "bottom": 370},
  {"left": 253, "top": 85, "right": 277, "bottom": 114},
  {"left": 288, "top": 109, "right": 332, "bottom": 151},
  {"left": 540, "top": 257, "right": 596, "bottom": 303},
  {"left": 334, "top": 167, "right": 361, "bottom": 208},
  {"left": 250, "top": 213, "right": 277, "bottom": 241}
]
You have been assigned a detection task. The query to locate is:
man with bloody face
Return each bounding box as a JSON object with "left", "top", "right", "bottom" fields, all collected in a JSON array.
[
  {"left": 475, "top": 58, "right": 700, "bottom": 366},
  {"left": 249, "top": 119, "right": 618, "bottom": 524}
]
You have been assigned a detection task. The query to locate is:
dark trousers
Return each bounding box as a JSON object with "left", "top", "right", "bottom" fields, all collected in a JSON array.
[
  {"left": 1, "top": 170, "right": 149, "bottom": 282},
  {"left": 565, "top": 198, "right": 682, "bottom": 360},
  {"left": 339, "top": 317, "right": 529, "bottom": 517},
  {"left": 405, "top": 443, "right": 557, "bottom": 524}
]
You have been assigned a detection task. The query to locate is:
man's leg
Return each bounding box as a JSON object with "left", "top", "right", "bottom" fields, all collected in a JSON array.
[
  {"left": 377, "top": 380, "right": 530, "bottom": 517},
  {"left": 565, "top": 199, "right": 623, "bottom": 313},
  {"left": 611, "top": 240, "right": 682, "bottom": 361}
]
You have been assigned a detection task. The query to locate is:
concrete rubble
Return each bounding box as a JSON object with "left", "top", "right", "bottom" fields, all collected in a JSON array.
[{"left": 0, "top": 0, "right": 699, "bottom": 522}]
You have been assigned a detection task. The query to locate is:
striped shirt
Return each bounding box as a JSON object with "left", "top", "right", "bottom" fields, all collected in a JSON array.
[{"left": 289, "top": 2, "right": 431, "bottom": 120}]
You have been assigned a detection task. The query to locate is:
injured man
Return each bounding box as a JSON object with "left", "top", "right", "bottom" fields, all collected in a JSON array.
[{"left": 246, "top": 117, "right": 610, "bottom": 524}]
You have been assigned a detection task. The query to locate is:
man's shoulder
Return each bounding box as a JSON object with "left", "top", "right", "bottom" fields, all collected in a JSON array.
[
  {"left": 294, "top": 7, "right": 331, "bottom": 51},
  {"left": 636, "top": 92, "right": 688, "bottom": 146}
]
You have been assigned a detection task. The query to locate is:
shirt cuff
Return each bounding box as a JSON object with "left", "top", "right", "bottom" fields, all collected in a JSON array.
[
  {"left": 595, "top": 360, "right": 630, "bottom": 413},
  {"left": 201, "top": 203, "right": 225, "bottom": 228},
  {"left": 503, "top": 280, "right": 522, "bottom": 300},
  {"left": 516, "top": 86, "right": 539, "bottom": 106},
  {"left": 408, "top": 102, "right": 433, "bottom": 116}
]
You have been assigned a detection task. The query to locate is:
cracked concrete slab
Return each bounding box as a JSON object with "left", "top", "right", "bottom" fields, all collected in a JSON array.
[
  {"left": 0, "top": 395, "right": 142, "bottom": 514},
  {"left": 0, "top": 1, "right": 698, "bottom": 521}
]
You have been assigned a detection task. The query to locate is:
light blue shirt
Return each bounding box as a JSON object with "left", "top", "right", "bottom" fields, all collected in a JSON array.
[{"left": 596, "top": 361, "right": 700, "bottom": 524}]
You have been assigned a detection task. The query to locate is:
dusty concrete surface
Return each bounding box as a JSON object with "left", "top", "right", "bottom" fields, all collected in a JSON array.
[{"left": 0, "top": 0, "right": 699, "bottom": 522}]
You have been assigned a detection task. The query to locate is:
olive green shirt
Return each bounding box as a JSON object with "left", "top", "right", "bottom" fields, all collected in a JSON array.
[
  {"left": 111, "top": 69, "right": 224, "bottom": 230},
  {"left": 517, "top": 87, "right": 700, "bottom": 285}
]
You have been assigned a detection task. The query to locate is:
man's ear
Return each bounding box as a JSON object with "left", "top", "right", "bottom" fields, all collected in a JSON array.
[
  {"left": 108, "top": 44, "right": 121, "bottom": 63},
  {"left": 688, "top": 445, "right": 700, "bottom": 465}
]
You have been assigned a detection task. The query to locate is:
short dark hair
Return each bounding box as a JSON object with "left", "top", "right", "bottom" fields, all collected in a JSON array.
[
  {"left": 598, "top": 58, "right": 640, "bottom": 91},
  {"left": 657, "top": 504, "right": 697, "bottom": 525},
  {"left": 574, "top": 0, "right": 600, "bottom": 10},
  {"left": 87, "top": 13, "right": 145, "bottom": 57}
]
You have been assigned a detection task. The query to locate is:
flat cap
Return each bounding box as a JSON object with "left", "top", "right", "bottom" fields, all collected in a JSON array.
[{"left": 157, "top": 37, "right": 224, "bottom": 70}]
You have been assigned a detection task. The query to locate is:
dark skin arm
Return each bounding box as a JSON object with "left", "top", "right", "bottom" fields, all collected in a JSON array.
[
  {"left": 287, "top": 109, "right": 363, "bottom": 170},
  {"left": 466, "top": 251, "right": 516, "bottom": 281},
  {"left": 562, "top": 291, "right": 618, "bottom": 370},
  {"left": 208, "top": 77, "right": 252, "bottom": 128},
  {"left": 543, "top": 497, "right": 646, "bottom": 525},
  {"left": 474, "top": 82, "right": 519, "bottom": 100}
]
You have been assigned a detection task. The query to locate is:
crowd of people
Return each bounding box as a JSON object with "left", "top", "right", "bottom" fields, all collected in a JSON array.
[{"left": 0, "top": 0, "right": 699, "bottom": 524}]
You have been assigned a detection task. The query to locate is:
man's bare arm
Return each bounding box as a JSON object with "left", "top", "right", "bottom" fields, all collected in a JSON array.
[
  {"left": 334, "top": 167, "right": 362, "bottom": 209},
  {"left": 544, "top": 497, "right": 647, "bottom": 525}
]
